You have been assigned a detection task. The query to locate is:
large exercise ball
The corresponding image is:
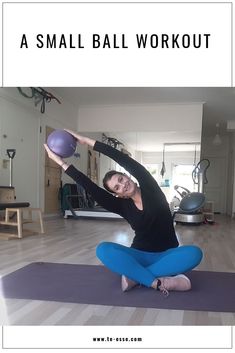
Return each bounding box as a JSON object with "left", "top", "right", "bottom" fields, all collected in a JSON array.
[
  {"left": 179, "top": 192, "right": 205, "bottom": 212},
  {"left": 47, "top": 130, "right": 77, "bottom": 158}
]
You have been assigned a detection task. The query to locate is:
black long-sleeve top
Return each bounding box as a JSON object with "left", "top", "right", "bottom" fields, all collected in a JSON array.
[{"left": 65, "top": 141, "right": 179, "bottom": 252}]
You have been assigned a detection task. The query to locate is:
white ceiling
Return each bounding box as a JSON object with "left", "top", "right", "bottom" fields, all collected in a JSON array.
[{"left": 52, "top": 87, "right": 235, "bottom": 151}]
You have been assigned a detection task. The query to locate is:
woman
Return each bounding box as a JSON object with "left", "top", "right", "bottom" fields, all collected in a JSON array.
[{"left": 44, "top": 130, "right": 203, "bottom": 296}]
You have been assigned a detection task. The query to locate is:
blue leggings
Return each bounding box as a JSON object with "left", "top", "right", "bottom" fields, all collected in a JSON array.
[{"left": 96, "top": 242, "right": 203, "bottom": 287}]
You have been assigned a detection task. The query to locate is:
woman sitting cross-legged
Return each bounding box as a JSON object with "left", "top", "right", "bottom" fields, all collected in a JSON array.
[{"left": 44, "top": 130, "right": 203, "bottom": 296}]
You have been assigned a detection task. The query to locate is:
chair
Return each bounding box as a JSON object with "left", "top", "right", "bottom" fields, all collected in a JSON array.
[{"left": 0, "top": 186, "right": 44, "bottom": 239}]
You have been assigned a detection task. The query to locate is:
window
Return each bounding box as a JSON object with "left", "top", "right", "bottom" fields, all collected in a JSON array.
[
  {"left": 172, "top": 164, "right": 197, "bottom": 194},
  {"left": 144, "top": 164, "right": 160, "bottom": 183}
]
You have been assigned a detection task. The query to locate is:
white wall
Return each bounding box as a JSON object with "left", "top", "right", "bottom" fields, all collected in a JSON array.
[
  {"left": 200, "top": 134, "right": 229, "bottom": 213},
  {"left": 232, "top": 134, "right": 235, "bottom": 216},
  {"left": 226, "top": 133, "right": 234, "bottom": 216},
  {"left": 0, "top": 95, "right": 40, "bottom": 206},
  {"left": 77, "top": 104, "right": 202, "bottom": 135},
  {"left": 227, "top": 132, "right": 235, "bottom": 216},
  {"left": 0, "top": 88, "right": 79, "bottom": 210}
]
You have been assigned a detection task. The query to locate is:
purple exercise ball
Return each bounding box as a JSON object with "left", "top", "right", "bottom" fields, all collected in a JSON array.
[{"left": 47, "top": 130, "right": 77, "bottom": 158}]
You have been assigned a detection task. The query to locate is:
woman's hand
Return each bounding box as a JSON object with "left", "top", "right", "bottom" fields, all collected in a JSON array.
[
  {"left": 44, "top": 144, "right": 64, "bottom": 166},
  {"left": 64, "top": 129, "right": 95, "bottom": 148},
  {"left": 44, "top": 144, "right": 69, "bottom": 171}
]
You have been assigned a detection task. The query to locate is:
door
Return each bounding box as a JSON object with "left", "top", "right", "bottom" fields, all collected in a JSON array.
[{"left": 44, "top": 126, "right": 62, "bottom": 214}]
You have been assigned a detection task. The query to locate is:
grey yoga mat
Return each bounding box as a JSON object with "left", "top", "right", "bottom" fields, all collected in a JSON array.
[{"left": 0, "top": 262, "right": 234, "bottom": 313}]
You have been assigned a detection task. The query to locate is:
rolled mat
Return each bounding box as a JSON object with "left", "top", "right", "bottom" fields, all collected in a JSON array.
[{"left": 0, "top": 262, "right": 234, "bottom": 313}]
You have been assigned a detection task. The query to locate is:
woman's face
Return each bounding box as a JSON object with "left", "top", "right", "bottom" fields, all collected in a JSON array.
[{"left": 106, "top": 173, "right": 137, "bottom": 198}]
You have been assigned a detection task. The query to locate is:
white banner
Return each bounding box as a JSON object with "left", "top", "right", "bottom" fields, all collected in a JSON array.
[
  {"left": 2, "top": 2, "right": 232, "bottom": 86},
  {"left": 2, "top": 325, "right": 233, "bottom": 349}
]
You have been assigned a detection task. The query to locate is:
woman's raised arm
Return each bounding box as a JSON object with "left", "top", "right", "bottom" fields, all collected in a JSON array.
[{"left": 64, "top": 129, "right": 96, "bottom": 148}]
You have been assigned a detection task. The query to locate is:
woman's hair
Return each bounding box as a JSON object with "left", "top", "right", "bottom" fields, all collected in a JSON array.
[{"left": 103, "top": 170, "right": 125, "bottom": 193}]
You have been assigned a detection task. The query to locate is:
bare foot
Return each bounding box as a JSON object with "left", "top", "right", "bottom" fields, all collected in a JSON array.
[
  {"left": 121, "top": 275, "right": 138, "bottom": 292},
  {"left": 152, "top": 274, "right": 191, "bottom": 296}
]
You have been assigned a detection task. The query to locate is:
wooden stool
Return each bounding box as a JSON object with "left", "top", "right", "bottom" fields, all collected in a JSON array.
[{"left": 0, "top": 207, "right": 45, "bottom": 239}]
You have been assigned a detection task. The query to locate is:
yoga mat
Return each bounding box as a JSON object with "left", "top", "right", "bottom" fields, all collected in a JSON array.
[{"left": 0, "top": 262, "right": 234, "bottom": 313}]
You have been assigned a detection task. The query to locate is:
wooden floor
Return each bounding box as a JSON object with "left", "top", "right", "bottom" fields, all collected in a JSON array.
[{"left": 0, "top": 214, "right": 235, "bottom": 325}]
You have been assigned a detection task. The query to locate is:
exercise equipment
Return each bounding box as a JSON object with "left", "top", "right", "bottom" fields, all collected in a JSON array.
[
  {"left": 1, "top": 150, "right": 29, "bottom": 208},
  {"left": 61, "top": 183, "right": 122, "bottom": 219},
  {"left": 47, "top": 130, "right": 77, "bottom": 158},
  {"left": 192, "top": 159, "right": 210, "bottom": 193},
  {"left": 18, "top": 87, "right": 61, "bottom": 114},
  {"left": 0, "top": 150, "right": 31, "bottom": 239},
  {"left": 173, "top": 159, "right": 210, "bottom": 225},
  {"left": 179, "top": 192, "right": 206, "bottom": 213},
  {"left": 2, "top": 262, "right": 235, "bottom": 313},
  {"left": 173, "top": 188, "right": 206, "bottom": 224}
]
